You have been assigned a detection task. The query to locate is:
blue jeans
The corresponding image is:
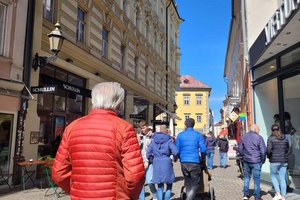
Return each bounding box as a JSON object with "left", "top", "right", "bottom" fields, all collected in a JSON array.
[
  {"left": 139, "top": 165, "right": 157, "bottom": 200},
  {"left": 206, "top": 150, "right": 215, "bottom": 169},
  {"left": 270, "top": 163, "right": 287, "bottom": 197},
  {"left": 181, "top": 163, "right": 202, "bottom": 200},
  {"left": 243, "top": 162, "right": 262, "bottom": 198},
  {"left": 219, "top": 152, "right": 227, "bottom": 167},
  {"left": 157, "top": 183, "right": 172, "bottom": 200}
]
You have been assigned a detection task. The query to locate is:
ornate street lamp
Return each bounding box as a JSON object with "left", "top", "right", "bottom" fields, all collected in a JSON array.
[{"left": 32, "top": 22, "right": 64, "bottom": 71}]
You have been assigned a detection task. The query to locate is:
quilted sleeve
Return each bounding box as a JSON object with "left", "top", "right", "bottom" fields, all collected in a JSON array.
[
  {"left": 121, "top": 124, "right": 145, "bottom": 200},
  {"left": 52, "top": 124, "right": 72, "bottom": 194}
]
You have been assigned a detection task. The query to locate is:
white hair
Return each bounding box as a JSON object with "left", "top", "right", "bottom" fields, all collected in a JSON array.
[
  {"left": 250, "top": 124, "right": 260, "bottom": 133},
  {"left": 91, "top": 82, "right": 124, "bottom": 113}
]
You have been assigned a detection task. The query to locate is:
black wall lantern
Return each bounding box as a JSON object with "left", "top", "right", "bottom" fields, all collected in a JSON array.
[{"left": 33, "top": 22, "right": 64, "bottom": 71}]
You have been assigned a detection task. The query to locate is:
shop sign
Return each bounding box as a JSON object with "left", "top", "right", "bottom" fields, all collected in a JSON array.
[
  {"left": 151, "top": 120, "right": 170, "bottom": 125},
  {"left": 229, "top": 111, "right": 239, "bottom": 122},
  {"left": 31, "top": 86, "right": 57, "bottom": 93},
  {"left": 129, "top": 114, "right": 144, "bottom": 119},
  {"left": 62, "top": 83, "right": 81, "bottom": 94},
  {"left": 264, "top": 0, "right": 300, "bottom": 45}
]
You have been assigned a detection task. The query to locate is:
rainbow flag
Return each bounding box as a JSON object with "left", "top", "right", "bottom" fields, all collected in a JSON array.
[{"left": 239, "top": 113, "right": 246, "bottom": 121}]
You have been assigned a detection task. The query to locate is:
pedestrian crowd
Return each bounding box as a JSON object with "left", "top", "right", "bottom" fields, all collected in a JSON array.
[{"left": 50, "top": 82, "right": 296, "bottom": 200}]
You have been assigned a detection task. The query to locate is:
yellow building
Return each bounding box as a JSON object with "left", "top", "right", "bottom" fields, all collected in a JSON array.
[{"left": 175, "top": 75, "right": 211, "bottom": 135}]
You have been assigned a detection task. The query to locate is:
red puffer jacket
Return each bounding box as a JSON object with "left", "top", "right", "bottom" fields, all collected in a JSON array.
[{"left": 52, "top": 109, "right": 145, "bottom": 200}]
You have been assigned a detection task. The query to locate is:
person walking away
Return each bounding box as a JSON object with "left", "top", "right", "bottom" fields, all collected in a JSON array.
[
  {"left": 267, "top": 124, "right": 289, "bottom": 200},
  {"left": 139, "top": 124, "right": 157, "bottom": 200},
  {"left": 52, "top": 82, "right": 145, "bottom": 200},
  {"left": 218, "top": 134, "right": 229, "bottom": 168},
  {"left": 273, "top": 112, "right": 296, "bottom": 192},
  {"left": 205, "top": 132, "right": 217, "bottom": 169},
  {"left": 239, "top": 124, "right": 266, "bottom": 200},
  {"left": 176, "top": 118, "right": 207, "bottom": 200},
  {"left": 146, "top": 125, "right": 178, "bottom": 200}
]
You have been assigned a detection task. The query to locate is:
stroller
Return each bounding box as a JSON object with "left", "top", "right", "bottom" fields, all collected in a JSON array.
[
  {"left": 233, "top": 144, "right": 244, "bottom": 179},
  {"left": 180, "top": 164, "right": 215, "bottom": 200}
]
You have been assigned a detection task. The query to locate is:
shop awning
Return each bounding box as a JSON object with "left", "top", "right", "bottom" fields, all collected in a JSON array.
[
  {"left": 0, "top": 78, "right": 34, "bottom": 99},
  {"left": 156, "top": 104, "right": 181, "bottom": 120},
  {"left": 219, "top": 128, "right": 228, "bottom": 136}
]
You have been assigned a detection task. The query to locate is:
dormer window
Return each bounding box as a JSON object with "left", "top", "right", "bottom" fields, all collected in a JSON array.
[{"left": 183, "top": 79, "right": 189, "bottom": 84}]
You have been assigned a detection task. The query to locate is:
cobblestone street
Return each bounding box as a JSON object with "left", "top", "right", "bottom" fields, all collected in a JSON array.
[{"left": 1, "top": 153, "right": 300, "bottom": 199}]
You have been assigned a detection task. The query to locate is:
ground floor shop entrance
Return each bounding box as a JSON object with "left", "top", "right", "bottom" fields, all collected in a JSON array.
[{"left": 253, "top": 44, "right": 300, "bottom": 189}]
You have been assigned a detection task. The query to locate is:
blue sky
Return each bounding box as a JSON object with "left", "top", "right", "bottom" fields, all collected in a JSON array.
[{"left": 176, "top": 0, "right": 231, "bottom": 122}]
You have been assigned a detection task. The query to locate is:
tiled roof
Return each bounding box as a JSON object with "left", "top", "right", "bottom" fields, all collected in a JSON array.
[{"left": 180, "top": 75, "right": 211, "bottom": 89}]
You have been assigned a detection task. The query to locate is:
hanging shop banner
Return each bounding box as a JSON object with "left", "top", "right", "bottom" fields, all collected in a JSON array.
[
  {"left": 229, "top": 111, "right": 239, "bottom": 122},
  {"left": 239, "top": 113, "right": 246, "bottom": 121}
]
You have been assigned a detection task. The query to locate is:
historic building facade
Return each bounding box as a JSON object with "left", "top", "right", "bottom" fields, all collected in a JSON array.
[
  {"left": 225, "top": 0, "right": 300, "bottom": 188},
  {"left": 1, "top": 0, "right": 182, "bottom": 183},
  {"left": 0, "top": 0, "right": 29, "bottom": 182},
  {"left": 175, "top": 75, "right": 211, "bottom": 135}
]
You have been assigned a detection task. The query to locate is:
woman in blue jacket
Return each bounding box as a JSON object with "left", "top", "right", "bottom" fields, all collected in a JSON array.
[{"left": 146, "top": 125, "right": 178, "bottom": 200}]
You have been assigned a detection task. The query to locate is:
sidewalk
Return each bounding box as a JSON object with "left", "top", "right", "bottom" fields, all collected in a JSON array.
[{"left": 1, "top": 153, "right": 300, "bottom": 199}]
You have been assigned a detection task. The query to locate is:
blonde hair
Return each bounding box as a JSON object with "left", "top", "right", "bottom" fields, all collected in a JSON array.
[{"left": 91, "top": 82, "right": 124, "bottom": 113}]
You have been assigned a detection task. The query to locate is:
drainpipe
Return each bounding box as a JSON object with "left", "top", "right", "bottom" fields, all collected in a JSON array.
[
  {"left": 13, "top": 0, "right": 35, "bottom": 184},
  {"left": 166, "top": 1, "right": 172, "bottom": 106}
]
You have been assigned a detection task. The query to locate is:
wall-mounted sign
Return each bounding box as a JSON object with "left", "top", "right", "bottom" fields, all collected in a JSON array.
[
  {"left": 264, "top": 0, "right": 300, "bottom": 45},
  {"left": 31, "top": 86, "right": 57, "bottom": 93},
  {"left": 229, "top": 111, "right": 239, "bottom": 122},
  {"left": 129, "top": 114, "right": 144, "bottom": 119}
]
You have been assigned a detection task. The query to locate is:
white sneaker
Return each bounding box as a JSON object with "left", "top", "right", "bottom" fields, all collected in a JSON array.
[
  {"left": 273, "top": 194, "right": 282, "bottom": 200},
  {"left": 243, "top": 197, "right": 249, "bottom": 200}
]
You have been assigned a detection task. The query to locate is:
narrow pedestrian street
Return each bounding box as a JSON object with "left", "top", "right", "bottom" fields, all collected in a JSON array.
[{"left": 2, "top": 152, "right": 300, "bottom": 200}]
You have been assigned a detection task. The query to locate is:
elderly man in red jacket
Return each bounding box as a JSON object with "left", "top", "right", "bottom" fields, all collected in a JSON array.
[{"left": 52, "top": 82, "right": 145, "bottom": 200}]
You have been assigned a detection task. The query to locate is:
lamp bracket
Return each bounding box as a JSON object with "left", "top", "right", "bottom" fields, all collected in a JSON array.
[{"left": 32, "top": 53, "right": 57, "bottom": 71}]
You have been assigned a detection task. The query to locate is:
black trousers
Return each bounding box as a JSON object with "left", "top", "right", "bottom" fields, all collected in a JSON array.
[{"left": 181, "top": 162, "right": 202, "bottom": 200}]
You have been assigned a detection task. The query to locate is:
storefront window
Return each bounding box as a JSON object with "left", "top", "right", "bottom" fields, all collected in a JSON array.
[
  {"left": 253, "top": 59, "right": 277, "bottom": 80},
  {"left": 67, "top": 94, "right": 83, "bottom": 113},
  {"left": 0, "top": 113, "right": 13, "bottom": 173},
  {"left": 37, "top": 66, "right": 86, "bottom": 158},
  {"left": 254, "top": 78, "right": 279, "bottom": 180},
  {"left": 281, "top": 46, "right": 300, "bottom": 67},
  {"left": 283, "top": 74, "right": 300, "bottom": 189}
]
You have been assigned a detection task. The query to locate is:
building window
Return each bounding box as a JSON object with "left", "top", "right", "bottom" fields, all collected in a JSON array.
[
  {"left": 196, "top": 114, "right": 202, "bottom": 123},
  {"left": 183, "top": 95, "right": 190, "bottom": 105},
  {"left": 145, "top": 65, "right": 148, "bottom": 86},
  {"left": 154, "top": 72, "right": 156, "bottom": 91},
  {"left": 135, "top": 8, "right": 140, "bottom": 30},
  {"left": 0, "top": 3, "right": 6, "bottom": 56},
  {"left": 146, "top": 21, "right": 150, "bottom": 40},
  {"left": 77, "top": 7, "right": 85, "bottom": 43},
  {"left": 43, "top": 0, "right": 54, "bottom": 22},
  {"left": 121, "top": 45, "right": 125, "bottom": 69},
  {"left": 134, "top": 56, "right": 139, "bottom": 78},
  {"left": 196, "top": 94, "right": 202, "bottom": 105},
  {"left": 122, "top": 0, "right": 126, "bottom": 12},
  {"left": 102, "top": 28, "right": 109, "bottom": 58},
  {"left": 184, "top": 113, "right": 190, "bottom": 120}
]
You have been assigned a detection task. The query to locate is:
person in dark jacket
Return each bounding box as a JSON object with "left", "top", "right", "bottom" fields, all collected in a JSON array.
[
  {"left": 239, "top": 124, "right": 266, "bottom": 200},
  {"left": 146, "top": 125, "right": 178, "bottom": 200},
  {"left": 176, "top": 118, "right": 206, "bottom": 200},
  {"left": 218, "top": 134, "right": 229, "bottom": 168},
  {"left": 267, "top": 124, "right": 289, "bottom": 200},
  {"left": 206, "top": 132, "right": 217, "bottom": 169}
]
